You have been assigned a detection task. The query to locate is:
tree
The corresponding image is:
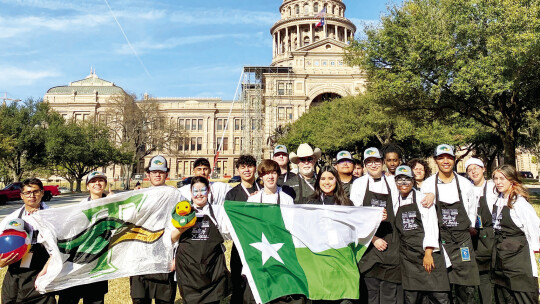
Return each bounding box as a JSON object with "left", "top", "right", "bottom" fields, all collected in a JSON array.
[
  {"left": 278, "top": 94, "right": 486, "bottom": 161},
  {"left": 520, "top": 110, "right": 540, "bottom": 179},
  {"left": 0, "top": 99, "right": 63, "bottom": 181},
  {"left": 105, "top": 93, "right": 186, "bottom": 189},
  {"left": 345, "top": 0, "right": 540, "bottom": 165},
  {"left": 46, "top": 119, "right": 121, "bottom": 192}
]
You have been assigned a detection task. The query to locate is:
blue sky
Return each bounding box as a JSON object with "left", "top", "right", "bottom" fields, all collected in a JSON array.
[{"left": 0, "top": 0, "right": 391, "bottom": 101}]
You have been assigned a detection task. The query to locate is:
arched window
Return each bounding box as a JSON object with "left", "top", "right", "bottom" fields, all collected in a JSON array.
[
  {"left": 304, "top": 3, "right": 309, "bottom": 15},
  {"left": 295, "top": 5, "right": 300, "bottom": 15},
  {"left": 304, "top": 36, "right": 310, "bottom": 45},
  {"left": 314, "top": 3, "right": 319, "bottom": 14}
]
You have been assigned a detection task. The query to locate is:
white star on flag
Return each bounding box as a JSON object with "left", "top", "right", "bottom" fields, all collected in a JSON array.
[{"left": 250, "top": 232, "right": 284, "bottom": 265}]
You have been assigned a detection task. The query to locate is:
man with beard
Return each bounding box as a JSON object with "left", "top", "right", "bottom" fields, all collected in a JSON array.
[
  {"left": 335, "top": 150, "right": 357, "bottom": 197},
  {"left": 285, "top": 143, "right": 321, "bottom": 204}
]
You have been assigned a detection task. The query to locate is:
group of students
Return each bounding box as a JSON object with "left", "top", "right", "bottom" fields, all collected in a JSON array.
[{"left": 0, "top": 142, "right": 539, "bottom": 304}]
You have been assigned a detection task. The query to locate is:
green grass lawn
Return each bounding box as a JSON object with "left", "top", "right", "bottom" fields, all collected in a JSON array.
[{"left": 2, "top": 193, "right": 539, "bottom": 303}]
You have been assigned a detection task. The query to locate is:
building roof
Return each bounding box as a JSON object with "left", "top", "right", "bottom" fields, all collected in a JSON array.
[{"left": 45, "top": 72, "right": 125, "bottom": 95}]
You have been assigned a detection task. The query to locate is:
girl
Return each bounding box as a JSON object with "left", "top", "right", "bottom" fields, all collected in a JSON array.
[
  {"left": 174, "top": 176, "right": 230, "bottom": 304},
  {"left": 491, "top": 165, "right": 540, "bottom": 304},
  {"left": 394, "top": 165, "right": 450, "bottom": 303},
  {"left": 407, "top": 158, "right": 431, "bottom": 190},
  {"left": 307, "top": 166, "right": 353, "bottom": 206}
]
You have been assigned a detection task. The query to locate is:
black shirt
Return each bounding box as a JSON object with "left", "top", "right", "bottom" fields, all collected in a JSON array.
[{"left": 224, "top": 182, "right": 260, "bottom": 202}]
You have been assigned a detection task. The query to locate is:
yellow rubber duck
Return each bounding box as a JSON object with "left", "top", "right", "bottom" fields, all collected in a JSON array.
[{"left": 171, "top": 200, "right": 197, "bottom": 229}]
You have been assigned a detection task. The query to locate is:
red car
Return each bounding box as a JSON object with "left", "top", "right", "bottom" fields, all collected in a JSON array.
[{"left": 0, "top": 182, "right": 60, "bottom": 205}]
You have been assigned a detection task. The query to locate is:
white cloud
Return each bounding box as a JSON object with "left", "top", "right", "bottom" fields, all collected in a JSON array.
[
  {"left": 0, "top": 14, "right": 111, "bottom": 39},
  {"left": 0, "top": 66, "right": 61, "bottom": 86},
  {"left": 116, "top": 33, "right": 252, "bottom": 54},
  {"left": 168, "top": 9, "right": 279, "bottom": 26}
]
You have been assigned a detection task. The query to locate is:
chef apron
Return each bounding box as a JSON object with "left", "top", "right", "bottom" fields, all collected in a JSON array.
[
  {"left": 358, "top": 177, "right": 401, "bottom": 283},
  {"left": 176, "top": 204, "right": 230, "bottom": 304},
  {"left": 2, "top": 207, "right": 55, "bottom": 304},
  {"left": 435, "top": 174, "right": 480, "bottom": 286},
  {"left": 396, "top": 191, "right": 450, "bottom": 292},
  {"left": 491, "top": 204, "right": 538, "bottom": 292},
  {"left": 472, "top": 184, "right": 495, "bottom": 272}
]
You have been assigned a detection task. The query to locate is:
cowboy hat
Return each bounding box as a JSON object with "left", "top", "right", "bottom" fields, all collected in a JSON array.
[{"left": 289, "top": 143, "right": 322, "bottom": 164}]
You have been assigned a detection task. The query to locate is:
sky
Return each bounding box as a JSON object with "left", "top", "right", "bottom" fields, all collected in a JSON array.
[{"left": 0, "top": 0, "right": 392, "bottom": 101}]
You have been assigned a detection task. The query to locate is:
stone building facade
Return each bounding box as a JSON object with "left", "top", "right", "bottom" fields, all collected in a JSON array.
[
  {"left": 45, "top": 0, "right": 366, "bottom": 180},
  {"left": 44, "top": 0, "right": 538, "bottom": 180}
]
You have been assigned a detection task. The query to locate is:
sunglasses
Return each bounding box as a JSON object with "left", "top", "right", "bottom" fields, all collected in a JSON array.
[{"left": 298, "top": 157, "right": 314, "bottom": 163}]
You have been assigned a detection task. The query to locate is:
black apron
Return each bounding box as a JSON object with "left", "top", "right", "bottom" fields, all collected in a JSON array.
[
  {"left": 435, "top": 174, "right": 480, "bottom": 286},
  {"left": 176, "top": 204, "right": 231, "bottom": 304},
  {"left": 2, "top": 207, "right": 55, "bottom": 304},
  {"left": 396, "top": 191, "right": 450, "bottom": 292},
  {"left": 472, "top": 183, "right": 495, "bottom": 272},
  {"left": 358, "top": 177, "right": 401, "bottom": 283},
  {"left": 491, "top": 203, "right": 538, "bottom": 292}
]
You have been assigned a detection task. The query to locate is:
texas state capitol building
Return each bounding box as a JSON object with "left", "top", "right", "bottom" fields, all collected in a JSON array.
[{"left": 45, "top": 0, "right": 365, "bottom": 180}]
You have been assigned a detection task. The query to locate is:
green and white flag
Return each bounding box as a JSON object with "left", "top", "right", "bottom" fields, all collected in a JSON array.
[
  {"left": 30, "top": 187, "right": 183, "bottom": 293},
  {"left": 223, "top": 201, "right": 382, "bottom": 303}
]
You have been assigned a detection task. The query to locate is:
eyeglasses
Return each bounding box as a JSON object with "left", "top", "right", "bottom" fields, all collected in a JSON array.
[
  {"left": 395, "top": 178, "right": 413, "bottom": 186},
  {"left": 192, "top": 187, "right": 208, "bottom": 197},
  {"left": 298, "top": 157, "right": 314, "bottom": 163},
  {"left": 364, "top": 160, "right": 382, "bottom": 166},
  {"left": 22, "top": 190, "right": 42, "bottom": 197}
]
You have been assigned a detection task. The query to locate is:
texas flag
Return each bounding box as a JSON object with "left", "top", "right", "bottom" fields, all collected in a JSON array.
[{"left": 315, "top": 7, "right": 326, "bottom": 28}]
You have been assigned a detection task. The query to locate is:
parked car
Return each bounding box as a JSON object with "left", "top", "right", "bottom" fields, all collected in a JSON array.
[
  {"left": 58, "top": 186, "right": 72, "bottom": 194},
  {"left": 0, "top": 183, "right": 61, "bottom": 205},
  {"left": 176, "top": 176, "right": 193, "bottom": 188},
  {"left": 519, "top": 171, "right": 534, "bottom": 178},
  {"left": 228, "top": 176, "right": 241, "bottom": 183}
]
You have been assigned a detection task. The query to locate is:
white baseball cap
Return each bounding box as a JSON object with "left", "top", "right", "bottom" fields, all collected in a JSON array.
[
  {"left": 336, "top": 151, "right": 353, "bottom": 162},
  {"left": 434, "top": 144, "right": 455, "bottom": 157},
  {"left": 273, "top": 145, "right": 288, "bottom": 155},
  {"left": 148, "top": 155, "right": 168, "bottom": 172},
  {"left": 5, "top": 218, "right": 26, "bottom": 233},
  {"left": 465, "top": 158, "right": 484, "bottom": 170},
  {"left": 395, "top": 165, "right": 413, "bottom": 178},
  {"left": 363, "top": 147, "right": 382, "bottom": 161}
]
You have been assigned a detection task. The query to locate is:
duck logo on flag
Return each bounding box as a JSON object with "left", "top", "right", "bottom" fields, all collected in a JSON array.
[{"left": 57, "top": 194, "right": 164, "bottom": 277}]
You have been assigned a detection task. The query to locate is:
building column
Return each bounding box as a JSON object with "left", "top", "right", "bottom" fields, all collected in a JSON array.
[
  {"left": 334, "top": 24, "right": 338, "bottom": 39},
  {"left": 297, "top": 24, "right": 301, "bottom": 48},
  {"left": 310, "top": 23, "right": 313, "bottom": 44},
  {"left": 285, "top": 27, "right": 289, "bottom": 52},
  {"left": 273, "top": 33, "right": 276, "bottom": 56},
  {"left": 345, "top": 28, "right": 348, "bottom": 42},
  {"left": 278, "top": 30, "right": 281, "bottom": 54}
]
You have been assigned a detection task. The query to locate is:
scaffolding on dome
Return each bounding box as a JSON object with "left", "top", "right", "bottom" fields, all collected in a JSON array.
[{"left": 238, "top": 66, "right": 292, "bottom": 162}]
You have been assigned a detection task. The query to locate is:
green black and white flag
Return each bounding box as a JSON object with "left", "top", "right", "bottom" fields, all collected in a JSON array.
[
  {"left": 223, "top": 201, "right": 383, "bottom": 303},
  {"left": 31, "top": 186, "right": 183, "bottom": 293}
]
